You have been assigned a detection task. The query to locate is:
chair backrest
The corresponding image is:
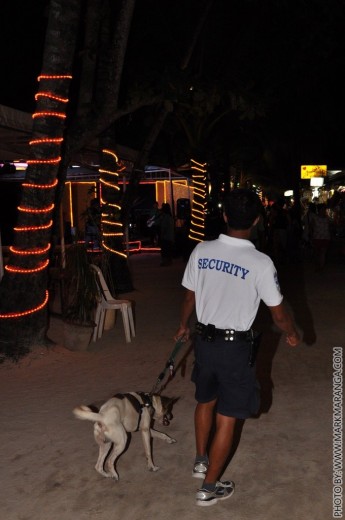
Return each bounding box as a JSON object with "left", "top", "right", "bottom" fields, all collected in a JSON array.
[{"left": 90, "top": 264, "right": 113, "bottom": 302}]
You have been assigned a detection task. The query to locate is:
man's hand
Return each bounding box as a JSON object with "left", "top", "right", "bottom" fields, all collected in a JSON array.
[
  {"left": 174, "top": 289, "right": 195, "bottom": 343},
  {"left": 269, "top": 302, "right": 301, "bottom": 348},
  {"left": 286, "top": 332, "right": 301, "bottom": 347},
  {"left": 174, "top": 325, "right": 190, "bottom": 343}
]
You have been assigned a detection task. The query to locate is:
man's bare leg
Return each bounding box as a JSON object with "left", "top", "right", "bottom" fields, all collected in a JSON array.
[
  {"left": 194, "top": 399, "right": 217, "bottom": 457},
  {"left": 194, "top": 401, "right": 236, "bottom": 482}
]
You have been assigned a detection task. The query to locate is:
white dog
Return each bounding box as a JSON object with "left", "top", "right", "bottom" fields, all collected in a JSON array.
[{"left": 73, "top": 392, "right": 177, "bottom": 480}]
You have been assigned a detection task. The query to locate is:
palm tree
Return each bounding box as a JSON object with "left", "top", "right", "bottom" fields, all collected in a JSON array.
[
  {"left": 0, "top": 0, "right": 81, "bottom": 360},
  {"left": 0, "top": 0, "right": 147, "bottom": 359}
]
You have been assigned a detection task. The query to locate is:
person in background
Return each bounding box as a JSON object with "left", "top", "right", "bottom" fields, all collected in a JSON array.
[
  {"left": 85, "top": 198, "right": 101, "bottom": 250},
  {"left": 309, "top": 203, "right": 332, "bottom": 270},
  {"left": 250, "top": 208, "right": 265, "bottom": 251},
  {"left": 301, "top": 201, "right": 316, "bottom": 261},
  {"left": 269, "top": 197, "right": 291, "bottom": 263},
  {"left": 174, "top": 189, "right": 300, "bottom": 507},
  {"left": 147, "top": 201, "right": 160, "bottom": 246},
  {"left": 158, "top": 202, "right": 175, "bottom": 266}
]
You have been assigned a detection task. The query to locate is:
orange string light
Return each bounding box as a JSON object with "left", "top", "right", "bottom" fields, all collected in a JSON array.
[
  {"left": 38, "top": 74, "right": 72, "bottom": 81},
  {"left": 101, "top": 220, "right": 122, "bottom": 227},
  {"left": 191, "top": 159, "right": 207, "bottom": 168},
  {"left": 189, "top": 158, "right": 206, "bottom": 243},
  {"left": 29, "top": 137, "right": 63, "bottom": 145},
  {"left": 27, "top": 157, "right": 61, "bottom": 164},
  {"left": 100, "top": 178, "right": 120, "bottom": 190},
  {"left": 10, "top": 245, "right": 51, "bottom": 255},
  {"left": 99, "top": 168, "right": 119, "bottom": 177},
  {"left": 100, "top": 197, "right": 121, "bottom": 210},
  {"left": 22, "top": 179, "right": 58, "bottom": 189},
  {"left": 18, "top": 203, "right": 55, "bottom": 214},
  {"left": 102, "top": 149, "right": 119, "bottom": 161},
  {"left": 0, "top": 291, "right": 49, "bottom": 319},
  {"left": 32, "top": 112, "right": 66, "bottom": 120},
  {"left": 102, "top": 150, "right": 126, "bottom": 173},
  {"left": 5, "top": 259, "right": 49, "bottom": 274},
  {"left": 99, "top": 148, "right": 125, "bottom": 257},
  {"left": 14, "top": 220, "right": 53, "bottom": 232},
  {"left": 35, "top": 92, "right": 68, "bottom": 103},
  {"left": 102, "top": 241, "right": 127, "bottom": 258}
]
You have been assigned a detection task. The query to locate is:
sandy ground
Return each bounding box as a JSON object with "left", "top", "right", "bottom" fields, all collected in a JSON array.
[{"left": 0, "top": 250, "right": 343, "bottom": 520}]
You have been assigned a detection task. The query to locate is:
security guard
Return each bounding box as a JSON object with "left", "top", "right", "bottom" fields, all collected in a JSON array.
[{"left": 175, "top": 189, "right": 300, "bottom": 507}]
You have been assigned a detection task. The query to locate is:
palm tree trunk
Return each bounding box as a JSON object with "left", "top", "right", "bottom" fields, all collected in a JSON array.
[{"left": 0, "top": 0, "right": 81, "bottom": 361}]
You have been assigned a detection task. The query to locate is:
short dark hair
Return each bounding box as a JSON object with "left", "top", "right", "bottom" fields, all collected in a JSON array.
[
  {"left": 161, "top": 202, "right": 172, "bottom": 215},
  {"left": 223, "top": 189, "right": 262, "bottom": 229}
]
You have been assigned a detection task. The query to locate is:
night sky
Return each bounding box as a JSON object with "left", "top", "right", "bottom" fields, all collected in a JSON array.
[
  {"left": 0, "top": 0, "right": 47, "bottom": 113},
  {"left": 1, "top": 0, "right": 345, "bottom": 169}
]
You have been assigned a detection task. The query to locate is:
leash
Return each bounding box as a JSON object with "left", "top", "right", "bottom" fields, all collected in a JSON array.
[{"left": 150, "top": 338, "right": 185, "bottom": 395}]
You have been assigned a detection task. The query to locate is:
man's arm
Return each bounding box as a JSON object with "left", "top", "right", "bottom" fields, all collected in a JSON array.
[
  {"left": 268, "top": 302, "right": 301, "bottom": 346},
  {"left": 174, "top": 289, "right": 196, "bottom": 341}
]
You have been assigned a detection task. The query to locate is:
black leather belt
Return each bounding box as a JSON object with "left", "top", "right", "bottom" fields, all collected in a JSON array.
[{"left": 196, "top": 322, "right": 252, "bottom": 342}]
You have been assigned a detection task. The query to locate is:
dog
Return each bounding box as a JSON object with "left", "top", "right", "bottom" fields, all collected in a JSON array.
[{"left": 73, "top": 392, "right": 177, "bottom": 480}]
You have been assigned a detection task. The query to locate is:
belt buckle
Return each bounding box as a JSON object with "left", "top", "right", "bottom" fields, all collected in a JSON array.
[{"left": 225, "top": 329, "right": 235, "bottom": 341}]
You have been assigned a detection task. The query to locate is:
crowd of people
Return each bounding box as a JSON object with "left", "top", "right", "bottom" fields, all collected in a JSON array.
[
  {"left": 81, "top": 192, "right": 345, "bottom": 271},
  {"left": 263, "top": 193, "right": 345, "bottom": 270},
  {"left": 147, "top": 191, "right": 345, "bottom": 271}
]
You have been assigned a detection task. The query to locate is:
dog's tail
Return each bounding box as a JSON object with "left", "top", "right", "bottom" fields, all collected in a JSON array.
[{"left": 73, "top": 405, "right": 102, "bottom": 423}]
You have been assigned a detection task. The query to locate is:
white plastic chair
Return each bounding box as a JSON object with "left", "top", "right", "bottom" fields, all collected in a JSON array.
[{"left": 90, "top": 264, "right": 135, "bottom": 343}]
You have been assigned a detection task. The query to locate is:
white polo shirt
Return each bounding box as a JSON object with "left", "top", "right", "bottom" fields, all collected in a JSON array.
[{"left": 182, "top": 234, "right": 283, "bottom": 331}]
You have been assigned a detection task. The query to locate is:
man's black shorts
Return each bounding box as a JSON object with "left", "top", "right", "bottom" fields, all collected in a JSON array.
[{"left": 191, "top": 334, "right": 260, "bottom": 419}]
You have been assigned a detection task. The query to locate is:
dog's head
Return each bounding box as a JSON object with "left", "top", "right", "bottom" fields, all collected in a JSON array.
[{"left": 151, "top": 395, "right": 179, "bottom": 426}]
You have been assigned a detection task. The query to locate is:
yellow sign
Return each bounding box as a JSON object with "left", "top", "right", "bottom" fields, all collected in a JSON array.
[{"left": 301, "top": 165, "right": 327, "bottom": 179}]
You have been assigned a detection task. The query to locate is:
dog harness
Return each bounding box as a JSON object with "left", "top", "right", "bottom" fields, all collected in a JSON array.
[{"left": 114, "top": 392, "right": 153, "bottom": 432}]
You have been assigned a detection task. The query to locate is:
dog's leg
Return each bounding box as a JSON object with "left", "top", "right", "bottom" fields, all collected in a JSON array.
[
  {"left": 103, "top": 424, "right": 128, "bottom": 481},
  {"left": 95, "top": 442, "right": 114, "bottom": 477},
  {"left": 150, "top": 428, "right": 177, "bottom": 444},
  {"left": 93, "top": 422, "right": 115, "bottom": 478},
  {"left": 140, "top": 427, "right": 160, "bottom": 472}
]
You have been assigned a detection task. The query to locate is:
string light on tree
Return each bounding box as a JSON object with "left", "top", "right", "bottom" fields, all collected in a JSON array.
[
  {"left": 5, "top": 260, "right": 50, "bottom": 274},
  {"left": 38, "top": 74, "right": 72, "bottom": 81},
  {"left": 14, "top": 220, "right": 53, "bottom": 232},
  {"left": 17, "top": 203, "right": 55, "bottom": 214},
  {"left": 99, "top": 168, "right": 119, "bottom": 177},
  {"left": 0, "top": 73, "right": 72, "bottom": 320},
  {"left": 29, "top": 138, "right": 63, "bottom": 146},
  {"left": 0, "top": 291, "right": 49, "bottom": 319},
  {"left": 189, "top": 159, "right": 207, "bottom": 243},
  {"left": 99, "top": 149, "right": 127, "bottom": 258},
  {"left": 32, "top": 112, "right": 66, "bottom": 120},
  {"left": 9, "top": 244, "right": 51, "bottom": 255},
  {"left": 35, "top": 93, "right": 69, "bottom": 103},
  {"left": 22, "top": 179, "right": 58, "bottom": 189}
]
